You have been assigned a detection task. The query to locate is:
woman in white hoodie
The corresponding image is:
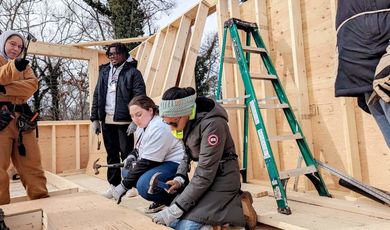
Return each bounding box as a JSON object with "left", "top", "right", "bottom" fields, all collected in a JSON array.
[{"left": 105, "top": 95, "right": 184, "bottom": 213}]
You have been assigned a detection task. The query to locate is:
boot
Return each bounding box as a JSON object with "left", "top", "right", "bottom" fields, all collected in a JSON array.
[
  {"left": 0, "top": 208, "right": 9, "bottom": 230},
  {"left": 241, "top": 191, "right": 257, "bottom": 230}
]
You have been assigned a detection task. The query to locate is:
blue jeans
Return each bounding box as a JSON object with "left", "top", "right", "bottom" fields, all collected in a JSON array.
[
  {"left": 136, "top": 161, "right": 179, "bottom": 205},
  {"left": 366, "top": 93, "right": 390, "bottom": 148},
  {"left": 170, "top": 219, "right": 210, "bottom": 230}
]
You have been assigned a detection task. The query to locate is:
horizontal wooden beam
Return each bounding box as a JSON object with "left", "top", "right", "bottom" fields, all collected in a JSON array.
[
  {"left": 69, "top": 36, "right": 150, "bottom": 47},
  {"left": 38, "top": 120, "right": 90, "bottom": 126},
  {"left": 29, "top": 41, "right": 98, "bottom": 60}
]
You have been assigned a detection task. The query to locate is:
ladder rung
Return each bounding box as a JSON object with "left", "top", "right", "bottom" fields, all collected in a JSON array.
[
  {"left": 258, "top": 103, "right": 289, "bottom": 109},
  {"left": 250, "top": 72, "right": 277, "bottom": 80},
  {"left": 279, "top": 165, "right": 317, "bottom": 180},
  {"left": 224, "top": 57, "right": 237, "bottom": 64},
  {"left": 269, "top": 133, "right": 303, "bottom": 141},
  {"left": 217, "top": 95, "right": 250, "bottom": 103},
  {"left": 221, "top": 104, "right": 246, "bottom": 109},
  {"left": 242, "top": 45, "right": 267, "bottom": 54}
]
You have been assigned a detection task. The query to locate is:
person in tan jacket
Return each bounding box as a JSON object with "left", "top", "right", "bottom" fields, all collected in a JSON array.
[{"left": 0, "top": 30, "right": 48, "bottom": 205}]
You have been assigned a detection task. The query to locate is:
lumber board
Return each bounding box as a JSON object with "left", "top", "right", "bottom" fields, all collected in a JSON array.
[
  {"left": 135, "top": 42, "right": 145, "bottom": 62},
  {"left": 217, "top": 0, "right": 242, "bottom": 167},
  {"left": 2, "top": 192, "right": 169, "bottom": 230},
  {"left": 69, "top": 36, "right": 149, "bottom": 47},
  {"left": 150, "top": 26, "right": 178, "bottom": 97},
  {"left": 163, "top": 15, "right": 191, "bottom": 92},
  {"left": 4, "top": 209, "right": 42, "bottom": 230},
  {"left": 29, "top": 41, "right": 97, "bottom": 59},
  {"left": 179, "top": 2, "right": 209, "bottom": 87},
  {"left": 137, "top": 41, "right": 153, "bottom": 75},
  {"left": 144, "top": 31, "right": 166, "bottom": 91}
]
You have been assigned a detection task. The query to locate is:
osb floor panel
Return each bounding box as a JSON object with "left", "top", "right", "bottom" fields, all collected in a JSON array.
[
  {"left": 2, "top": 191, "right": 169, "bottom": 230},
  {"left": 10, "top": 180, "right": 58, "bottom": 197},
  {"left": 5, "top": 173, "right": 390, "bottom": 229},
  {"left": 65, "top": 174, "right": 390, "bottom": 229}
]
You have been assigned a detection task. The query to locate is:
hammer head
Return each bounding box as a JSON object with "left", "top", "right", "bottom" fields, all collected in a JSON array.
[
  {"left": 92, "top": 158, "right": 101, "bottom": 175},
  {"left": 148, "top": 172, "right": 162, "bottom": 194}
]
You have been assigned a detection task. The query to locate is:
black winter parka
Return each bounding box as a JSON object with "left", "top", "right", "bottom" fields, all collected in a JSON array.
[{"left": 90, "top": 59, "right": 146, "bottom": 122}]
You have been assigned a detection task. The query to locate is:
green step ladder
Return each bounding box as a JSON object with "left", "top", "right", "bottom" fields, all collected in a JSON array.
[{"left": 216, "top": 18, "right": 331, "bottom": 215}]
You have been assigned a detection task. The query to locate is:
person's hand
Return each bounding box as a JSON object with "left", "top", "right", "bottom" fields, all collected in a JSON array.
[
  {"left": 126, "top": 122, "right": 137, "bottom": 136},
  {"left": 123, "top": 153, "right": 137, "bottom": 169},
  {"left": 92, "top": 120, "right": 101, "bottom": 134},
  {"left": 152, "top": 203, "right": 183, "bottom": 226},
  {"left": 14, "top": 58, "right": 30, "bottom": 72},
  {"left": 165, "top": 179, "right": 182, "bottom": 194}
]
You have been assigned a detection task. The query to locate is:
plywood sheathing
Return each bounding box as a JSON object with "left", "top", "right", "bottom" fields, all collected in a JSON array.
[
  {"left": 238, "top": 0, "right": 390, "bottom": 192},
  {"left": 3, "top": 192, "right": 169, "bottom": 230}
]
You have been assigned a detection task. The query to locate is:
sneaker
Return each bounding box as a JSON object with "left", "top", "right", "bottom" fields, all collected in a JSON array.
[
  {"left": 126, "top": 188, "right": 138, "bottom": 198},
  {"left": 241, "top": 191, "right": 257, "bottom": 230},
  {"left": 102, "top": 184, "right": 115, "bottom": 199},
  {"left": 144, "top": 202, "right": 165, "bottom": 214}
]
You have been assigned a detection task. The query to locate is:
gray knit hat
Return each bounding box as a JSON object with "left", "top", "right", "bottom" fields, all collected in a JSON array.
[{"left": 159, "top": 94, "right": 196, "bottom": 117}]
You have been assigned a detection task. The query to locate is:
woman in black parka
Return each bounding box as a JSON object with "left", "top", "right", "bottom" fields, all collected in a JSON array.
[{"left": 152, "top": 87, "right": 257, "bottom": 230}]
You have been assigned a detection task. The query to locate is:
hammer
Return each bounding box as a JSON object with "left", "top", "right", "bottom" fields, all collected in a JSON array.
[
  {"left": 92, "top": 158, "right": 124, "bottom": 175},
  {"left": 22, "top": 32, "right": 37, "bottom": 60},
  {"left": 147, "top": 172, "right": 171, "bottom": 194}
]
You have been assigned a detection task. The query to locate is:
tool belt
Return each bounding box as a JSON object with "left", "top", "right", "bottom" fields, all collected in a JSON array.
[{"left": 0, "top": 102, "right": 39, "bottom": 156}]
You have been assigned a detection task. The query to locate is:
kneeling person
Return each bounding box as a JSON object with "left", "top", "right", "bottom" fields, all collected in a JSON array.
[{"left": 105, "top": 95, "right": 184, "bottom": 213}]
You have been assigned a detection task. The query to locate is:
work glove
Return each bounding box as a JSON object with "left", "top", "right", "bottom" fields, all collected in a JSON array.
[
  {"left": 110, "top": 183, "right": 128, "bottom": 204},
  {"left": 126, "top": 122, "right": 137, "bottom": 136},
  {"left": 14, "top": 58, "right": 30, "bottom": 72},
  {"left": 123, "top": 153, "right": 137, "bottom": 169},
  {"left": 152, "top": 203, "right": 184, "bottom": 226},
  {"left": 92, "top": 120, "right": 101, "bottom": 134}
]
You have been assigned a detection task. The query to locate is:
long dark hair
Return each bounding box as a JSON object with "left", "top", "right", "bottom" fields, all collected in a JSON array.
[
  {"left": 129, "top": 95, "right": 158, "bottom": 115},
  {"left": 162, "top": 87, "right": 196, "bottom": 100}
]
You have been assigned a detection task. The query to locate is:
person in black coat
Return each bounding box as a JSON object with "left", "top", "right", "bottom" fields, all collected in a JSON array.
[
  {"left": 335, "top": 0, "right": 390, "bottom": 147},
  {"left": 90, "top": 43, "right": 146, "bottom": 188}
]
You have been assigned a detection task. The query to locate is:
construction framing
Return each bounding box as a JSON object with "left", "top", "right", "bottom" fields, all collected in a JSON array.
[
  {"left": 23, "top": 0, "right": 389, "bottom": 195},
  {"left": 2, "top": 0, "right": 390, "bottom": 229}
]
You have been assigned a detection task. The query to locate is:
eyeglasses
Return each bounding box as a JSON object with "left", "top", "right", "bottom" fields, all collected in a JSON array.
[{"left": 8, "top": 41, "right": 24, "bottom": 51}]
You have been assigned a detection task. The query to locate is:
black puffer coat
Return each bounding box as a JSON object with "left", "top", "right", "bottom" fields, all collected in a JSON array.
[
  {"left": 90, "top": 59, "right": 146, "bottom": 122},
  {"left": 335, "top": 0, "right": 390, "bottom": 97}
]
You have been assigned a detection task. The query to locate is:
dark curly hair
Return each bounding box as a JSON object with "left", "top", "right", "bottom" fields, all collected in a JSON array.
[{"left": 105, "top": 42, "right": 130, "bottom": 59}]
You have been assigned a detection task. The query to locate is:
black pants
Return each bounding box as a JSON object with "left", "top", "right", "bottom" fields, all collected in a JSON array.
[{"left": 102, "top": 123, "right": 134, "bottom": 186}]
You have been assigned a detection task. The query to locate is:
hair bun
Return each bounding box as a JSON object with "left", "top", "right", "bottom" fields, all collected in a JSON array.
[{"left": 184, "top": 87, "right": 196, "bottom": 96}]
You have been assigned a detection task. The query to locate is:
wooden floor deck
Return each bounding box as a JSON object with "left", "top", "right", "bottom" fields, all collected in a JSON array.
[{"left": 5, "top": 173, "right": 390, "bottom": 230}]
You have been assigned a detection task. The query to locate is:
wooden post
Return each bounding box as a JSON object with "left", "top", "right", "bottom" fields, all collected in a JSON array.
[
  {"left": 75, "top": 124, "right": 81, "bottom": 170},
  {"left": 51, "top": 125, "right": 57, "bottom": 173},
  {"left": 179, "top": 2, "right": 209, "bottom": 87},
  {"left": 144, "top": 31, "right": 166, "bottom": 90},
  {"left": 150, "top": 26, "right": 178, "bottom": 97},
  {"left": 329, "top": 0, "right": 362, "bottom": 181},
  {"left": 163, "top": 15, "right": 191, "bottom": 92}
]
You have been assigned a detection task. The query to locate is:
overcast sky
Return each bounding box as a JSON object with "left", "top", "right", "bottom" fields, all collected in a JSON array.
[{"left": 156, "top": 0, "right": 217, "bottom": 38}]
